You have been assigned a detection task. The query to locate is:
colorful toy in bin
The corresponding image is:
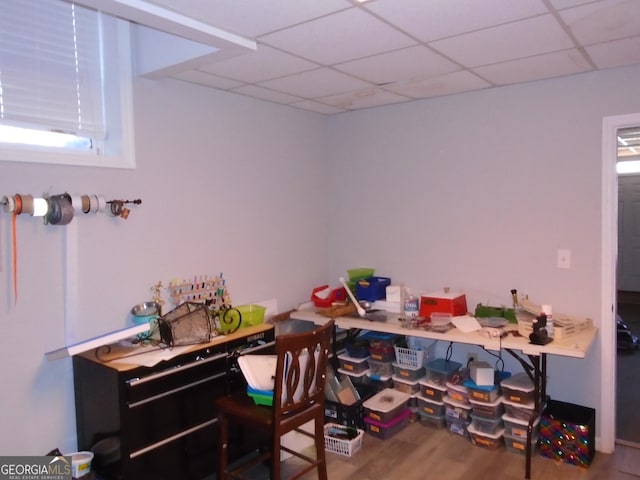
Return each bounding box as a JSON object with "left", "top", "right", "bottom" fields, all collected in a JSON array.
[{"left": 311, "top": 285, "right": 347, "bottom": 308}]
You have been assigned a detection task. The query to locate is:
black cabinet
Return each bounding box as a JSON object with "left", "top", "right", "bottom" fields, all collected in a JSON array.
[{"left": 73, "top": 325, "right": 274, "bottom": 480}]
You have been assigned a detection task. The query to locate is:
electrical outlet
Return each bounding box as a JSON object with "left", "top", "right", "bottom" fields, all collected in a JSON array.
[{"left": 467, "top": 353, "right": 477, "bottom": 364}]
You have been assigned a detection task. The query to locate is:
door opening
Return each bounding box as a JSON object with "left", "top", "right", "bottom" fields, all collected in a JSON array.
[{"left": 616, "top": 124, "right": 640, "bottom": 447}]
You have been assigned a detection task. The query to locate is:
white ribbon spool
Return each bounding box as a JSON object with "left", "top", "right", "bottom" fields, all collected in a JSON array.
[
  {"left": 97, "top": 195, "right": 107, "bottom": 213},
  {"left": 32, "top": 198, "right": 48, "bottom": 217},
  {"left": 71, "top": 195, "right": 84, "bottom": 215},
  {"left": 89, "top": 194, "right": 99, "bottom": 214}
]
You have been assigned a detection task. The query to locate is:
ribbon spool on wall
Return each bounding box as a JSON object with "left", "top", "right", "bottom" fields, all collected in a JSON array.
[
  {"left": 45, "top": 193, "right": 75, "bottom": 226},
  {"left": 0, "top": 193, "right": 51, "bottom": 304},
  {"left": 1, "top": 193, "right": 142, "bottom": 305}
]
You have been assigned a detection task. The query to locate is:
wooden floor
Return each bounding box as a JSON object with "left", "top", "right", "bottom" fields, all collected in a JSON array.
[{"left": 278, "top": 421, "right": 640, "bottom": 480}]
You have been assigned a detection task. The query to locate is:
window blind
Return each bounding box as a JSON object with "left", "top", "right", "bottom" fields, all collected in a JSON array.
[{"left": 0, "top": 0, "right": 105, "bottom": 138}]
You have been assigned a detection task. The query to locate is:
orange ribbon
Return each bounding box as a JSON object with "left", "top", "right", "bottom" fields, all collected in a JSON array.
[{"left": 11, "top": 194, "right": 22, "bottom": 305}]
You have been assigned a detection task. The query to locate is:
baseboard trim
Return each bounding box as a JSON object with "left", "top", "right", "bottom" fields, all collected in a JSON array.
[{"left": 615, "top": 438, "right": 640, "bottom": 449}]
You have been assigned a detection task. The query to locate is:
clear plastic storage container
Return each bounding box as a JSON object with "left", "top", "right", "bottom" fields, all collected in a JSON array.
[
  {"left": 467, "top": 424, "right": 505, "bottom": 450},
  {"left": 364, "top": 409, "right": 411, "bottom": 439},
  {"left": 392, "top": 363, "right": 426, "bottom": 381},
  {"left": 419, "top": 379, "right": 447, "bottom": 402},
  {"left": 363, "top": 388, "right": 411, "bottom": 424},
  {"left": 425, "top": 359, "right": 462, "bottom": 386},
  {"left": 500, "top": 372, "right": 535, "bottom": 404},
  {"left": 338, "top": 354, "right": 369, "bottom": 373}
]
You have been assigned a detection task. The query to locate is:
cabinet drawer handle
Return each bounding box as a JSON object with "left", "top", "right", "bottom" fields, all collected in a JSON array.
[
  {"left": 239, "top": 341, "right": 275, "bottom": 355},
  {"left": 130, "top": 418, "right": 218, "bottom": 459},
  {"left": 128, "top": 371, "right": 226, "bottom": 408},
  {"left": 126, "top": 352, "right": 227, "bottom": 387}
]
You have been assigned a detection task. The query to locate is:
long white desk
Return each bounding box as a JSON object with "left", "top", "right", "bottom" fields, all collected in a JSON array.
[
  {"left": 291, "top": 309, "right": 596, "bottom": 359},
  {"left": 290, "top": 308, "right": 598, "bottom": 479}
]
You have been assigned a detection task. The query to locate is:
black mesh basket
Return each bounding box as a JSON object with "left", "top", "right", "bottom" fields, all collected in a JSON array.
[{"left": 158, "top": 302, "right": 212, "bottom": 347}]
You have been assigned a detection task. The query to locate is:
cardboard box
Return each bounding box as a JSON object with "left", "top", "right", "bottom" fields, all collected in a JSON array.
[
  {"left": 419, "top": 291, "right": 467, "bottom": 318},
  {"left": 470, "top": 361, "right": 494, "bottom": 386}
]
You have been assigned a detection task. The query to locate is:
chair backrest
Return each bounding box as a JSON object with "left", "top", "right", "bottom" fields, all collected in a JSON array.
[{"left": 272, "top": 319, "right": 334, "bottom": 418}]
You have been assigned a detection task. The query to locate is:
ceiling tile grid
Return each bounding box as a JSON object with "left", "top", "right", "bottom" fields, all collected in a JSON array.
[{"left": 138, "top": 0, "right": 640, "bottom": 114}]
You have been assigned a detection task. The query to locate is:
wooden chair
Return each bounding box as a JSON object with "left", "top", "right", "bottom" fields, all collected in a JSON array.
[{"left": 216, "top": 319, "right": 335, "bottom": 480}]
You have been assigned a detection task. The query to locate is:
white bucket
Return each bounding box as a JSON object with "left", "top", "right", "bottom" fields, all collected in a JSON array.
[{"left": 69, "top": 451, "right": 93, "bottom": 478}]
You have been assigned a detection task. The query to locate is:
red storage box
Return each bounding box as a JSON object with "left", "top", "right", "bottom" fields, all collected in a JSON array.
[
  {"left": 419, "top": 290, "right": 467, "bottom": 318},
  {"left": 311, "top": 285, "right": 346, "bottom": 307}
]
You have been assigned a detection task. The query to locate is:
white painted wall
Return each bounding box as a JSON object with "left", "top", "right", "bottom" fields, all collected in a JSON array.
[
  {"left": 326, "top": 63, "right": 640, "bottom": 451},
  {"left": 1, "top": 62, "right": 639, "bottom": 457},
  {"left": 0, "top": 78, "right": 329, "bottom": 455}
]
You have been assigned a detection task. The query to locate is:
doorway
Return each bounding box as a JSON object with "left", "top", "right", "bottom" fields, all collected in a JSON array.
[
  {"left": 616, "top": 126, "right": 640, "bottom": 446},
  {"left": 601, "top": 113, "right": 640, "bottom": 454}
]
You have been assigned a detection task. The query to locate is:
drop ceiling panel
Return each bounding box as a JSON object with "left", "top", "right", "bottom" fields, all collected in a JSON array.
[
  {"left": 230, "top": 85, "right": 303, "bottom": 105},
  {"left": 172, "top": 70, "right": 244, "bottom": 89},
  {"left": 319, "top": 88, "right": 410, "bottom": 110},
  {"left": 98, "top": 0, "right": 640, "bottom": 114},
  {"left": 587, "top": 35, "right": 640, "bottom": 69},
  {"left": 430, "top": 14, "right": 575, "bottom": 67},
  {"left": 364, "top": 0, "right": 548, "bottom": 42},
  {"left": 385, "top": 70, "right": 491, "bottom": 99},
  {"left": 559, "top": 0, "right": 640, "bottom": 44},
  {"left": 259, "top": 8, "right": 417, "bottom": 65},
  {"left": 258, "top": 68, "right": 372, "bottom": 98},
  {"left": 548, "top": 0, "right": 595, "bottom": 8},
  {"left": 333, "top": 45, "right": 461, "bottom": 85},
  {"left": 290, "top": 99, "right": 345, "bottom": 115},
  {"left": 148, "top": 0, "right": 352, "bottom": 37},
  {"left": 199, "top": 45, "right": 318, "bottom": 83},
  {"left": 474, "top": 49, "right": 592, "bottom": 85}
]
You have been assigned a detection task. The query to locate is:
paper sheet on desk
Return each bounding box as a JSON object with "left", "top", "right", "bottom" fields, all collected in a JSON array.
[
  {"left": 109, "top": 345, "right": 195, "bottom": 367},
  {"left": 451, "top": 315, "right": 482, "bottom": 333}
]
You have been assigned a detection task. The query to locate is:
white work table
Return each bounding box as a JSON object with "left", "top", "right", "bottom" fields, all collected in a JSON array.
[
  {"left": 290, "top": 308, "right": 597, "bottom": 359},
  {"left": 290, "top": 307, "right": 598, "bottom": 479}
]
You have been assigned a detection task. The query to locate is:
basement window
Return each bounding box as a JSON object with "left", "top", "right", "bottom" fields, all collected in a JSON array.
[{"left": 0, "top": 0, "right": 135, "bottom": 168}]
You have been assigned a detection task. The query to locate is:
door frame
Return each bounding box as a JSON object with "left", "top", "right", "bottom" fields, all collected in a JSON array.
[{"left": 601, "top": 112, "right": 640, "bottom": 453}]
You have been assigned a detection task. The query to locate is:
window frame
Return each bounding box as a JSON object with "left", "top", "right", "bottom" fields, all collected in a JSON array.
[{"left": 0, "top": 11, "right": 136, "bottom": 169}]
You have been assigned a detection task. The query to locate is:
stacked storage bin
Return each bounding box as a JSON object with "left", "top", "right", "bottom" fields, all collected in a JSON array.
[
  {"left": 363, "top": 332, "right": 397, "bottom": 390},
  {"left": 417, "top": 377, "right": 447, "bottom": 429},
  {"left": 500, "top": 373, "right": 539, "bottom": 455},
  {"left": 442, "top": 365, "right": 473, "bottom": 439},
  {"left": 415, "top": 338, "right": 446, "bottom": 428},
  {"left": 325, "top": 337, "right": 375, "bottom": 429},
  {"left": 420, "top": 358, "right": 472, "bottom": 437},
  {"left": 464, "top": 376, "right": 506, "bottom": 450},
  {"left": 337, "top": 353, "right": 370, "bottom": 387},
  {"left": 362, "top": 388, "right": 412, "bottom": 439},
  {"left": 392, "top": 338, "right": 435, "bottom": 418}
]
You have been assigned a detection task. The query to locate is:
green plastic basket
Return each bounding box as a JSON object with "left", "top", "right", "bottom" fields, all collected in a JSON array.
[{"left": 236, "top": 304, "right": 266, "bottom": 327}]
